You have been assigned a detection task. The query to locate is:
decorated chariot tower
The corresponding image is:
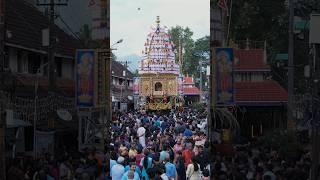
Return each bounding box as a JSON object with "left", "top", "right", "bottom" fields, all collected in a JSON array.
[{"left": 136, "top": 16, "right": 183, "bottom": 111}]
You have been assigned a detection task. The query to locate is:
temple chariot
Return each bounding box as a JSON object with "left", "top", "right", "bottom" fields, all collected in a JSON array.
[{"left": 135, "top": 16, "right": 184, "bottom": 111}]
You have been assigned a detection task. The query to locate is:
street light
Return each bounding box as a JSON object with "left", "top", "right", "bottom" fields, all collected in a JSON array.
[
  {"left": 111, "top": 39, "right": 123, "bottom": 48},
  {"left": 34, "top": 62, "right": 49, "bottom": 158}
]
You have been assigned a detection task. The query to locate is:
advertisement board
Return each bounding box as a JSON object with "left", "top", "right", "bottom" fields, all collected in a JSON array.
[
  {"left": 76, "top": 50, "right": 95, "bottom": 107},
  {"left": 216, "top": 48, "right": 234, "bottom": 105},
  {"left": 133, "top": 77, "right": 140, "bottom": 95}
]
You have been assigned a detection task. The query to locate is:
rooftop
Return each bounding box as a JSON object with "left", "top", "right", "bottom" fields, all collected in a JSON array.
[
  {"left": 183, "top": 87, "right": 200, "bottom": 95},
  {"left": 112, "top": 60, "right": 134, "bottom": 79},
  {"left": 235, "top": 80, "right": 288, "bottom": 104},
  {"left": 6, "top": 0, "right": 82, "bottom": 58},
  {"left": 183, "top": 77, "right": 194, "bottom": 84},
  {"left": 234, "top": 49, "right": 270, "bottom": 71}
]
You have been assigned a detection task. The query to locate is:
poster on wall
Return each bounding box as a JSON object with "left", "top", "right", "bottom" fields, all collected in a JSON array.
[
  {"left": 133, "top": 77, "right": 140, "bottom": 95},
  {"left": 76, "top": 49, "right": 95, "bottom": 107},
  {"left": 216, "top": 48, "right": 234, "bottom": 105}
]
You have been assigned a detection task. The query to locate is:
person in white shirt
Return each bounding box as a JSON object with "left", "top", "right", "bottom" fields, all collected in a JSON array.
[
  {"left": 136, "top": 118, "right": 141, "bottom": 126},
  {"left": 137, "top": 125, "right": 146, "bottom": 148},
  {"left": 186, "top": 157, "right": 201, "bottom": 180},
  {"left": 111, "top": 156, "right": 125, "bottom": 180}
]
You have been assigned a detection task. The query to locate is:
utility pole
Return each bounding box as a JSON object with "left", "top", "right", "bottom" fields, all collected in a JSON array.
[
  {"left": 309, "top": 13, "right": 320, "bottom": 180},
  {"left": 36, "top": 0, "right": 68, "bottom": 92},
  {"left": 311, "top": 44, "right": 320, "bottom": 180},
  {"left": 0, "top": 0, "right": 6, "bottom": 178},
  {"left": 199, "top": 61, "right": 203, "bottom": 103},
  {"left": 125, "top": 61, "right": 128, "bottom": 91},
  {"left": 287, "top": 0, "right": 295, "bottom": 129}
]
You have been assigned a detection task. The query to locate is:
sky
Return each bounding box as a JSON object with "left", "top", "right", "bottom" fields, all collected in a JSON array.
[{"left": 110, "top": 0, "right": 210, "bottom": 58}]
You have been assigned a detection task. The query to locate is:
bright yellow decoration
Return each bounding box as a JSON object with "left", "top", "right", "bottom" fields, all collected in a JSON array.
[
  {"left": 147, "top": 102, "right": 172, "bottom": 110},
  {"left": 222, "top": 129, "right": 231, "bottom": 143}
]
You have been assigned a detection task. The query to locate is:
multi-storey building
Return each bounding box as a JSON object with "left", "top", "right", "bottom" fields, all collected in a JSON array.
[
  {"left": 182, "top": 76, "right": 200, "bottom": 105},
  {"left": 233, "top": 46, "right": 288, "bottom": 137},
  {"left": 111, "top": 60, "right": 134, "bottom": 111}
]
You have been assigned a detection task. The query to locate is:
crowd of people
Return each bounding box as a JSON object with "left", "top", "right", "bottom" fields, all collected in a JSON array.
[
  {"left": 210, "top": 143, "right": 311, "bottom": 180},
  {"left": 109, "top": 108, "right": 311, "bottom": 180},
  {"left": 5, "top": 108, "right": 312, "bottom": 180},
  {"left": 110, "top": 108, "right": 210, "bottom": 180}
]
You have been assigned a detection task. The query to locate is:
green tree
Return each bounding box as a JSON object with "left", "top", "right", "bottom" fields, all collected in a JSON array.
[
  {"left": 228, "top": 0, "right": 288, "bottom": 89},
  {"left": 168, "top": 26, "right": 195, "bottom": 76},
  {"left": 193, "top": 36, "right": 210, "bottom": 89},
  {"left": 133, "top": 69, "right": 139, "bottom": 76},
  {"left": 168, "top": 26, "right": 210, "bottom": 78},
  {"left": 228, "top": 0, "right": 320, "bottom": 93},
  {"left": 112, "top": 53, "right": 117, "bottom": 60},
  {"left": 193, "top": 36, "right": 210, "bottom": 59}
]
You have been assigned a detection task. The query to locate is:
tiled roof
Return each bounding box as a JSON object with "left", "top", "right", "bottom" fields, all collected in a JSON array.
[
  {"left": 235, "top": 80, "right": 288, "bottom": 103},
  {"left": 183, "top": 77, "right": 194, "bottom": 84},
  {"left": 6, "top": 0, "right": 82, "bottom": 57},
  {"left": 183, "top": 87, "right": 200, "bottom": 95},
  {"left": 234, "top": 49, "right": 270, "bottom": 70},
  {"left": 112, "top": 60, "right": 134, "bottom": 79}
]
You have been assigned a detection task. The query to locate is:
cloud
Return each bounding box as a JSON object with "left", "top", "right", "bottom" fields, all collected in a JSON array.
[{"left": 111, "top": 0, "right": 210, "bottom": 57}]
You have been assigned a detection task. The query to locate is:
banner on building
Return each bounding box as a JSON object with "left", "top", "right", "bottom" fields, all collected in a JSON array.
[
  {"left": 76, "top": 49, "right": 95, "bottom": 107},
  {"left": 133, "top": 77, "right": 140, "bottom": 95},
  {"left": 216, "top": 48, "right": 234, "bottom": 105}
]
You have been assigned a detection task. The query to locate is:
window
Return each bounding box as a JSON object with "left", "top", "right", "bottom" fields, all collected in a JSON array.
[
  {"left": 112, "top": 77, "right": 116, "bottom": 85},
  {"left": 155, "top": 82, "right": 162, "bottom": 91},
  {"left": 241, "top": 72, "right": 252, "bottom": 81}
]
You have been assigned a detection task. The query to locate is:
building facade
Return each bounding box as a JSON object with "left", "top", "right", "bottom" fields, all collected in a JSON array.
[
  {"left": 111, "top": 60, "right": 134, "bottom": 111},
  {"left": 1, "top": 0, "right": 82, "bottom": 157},
  {"left": 183, "top": 76, "right": 200, "bottom": 105},
  {"left": 233, "top": 46, "right": 288, "bottom": 137}
]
